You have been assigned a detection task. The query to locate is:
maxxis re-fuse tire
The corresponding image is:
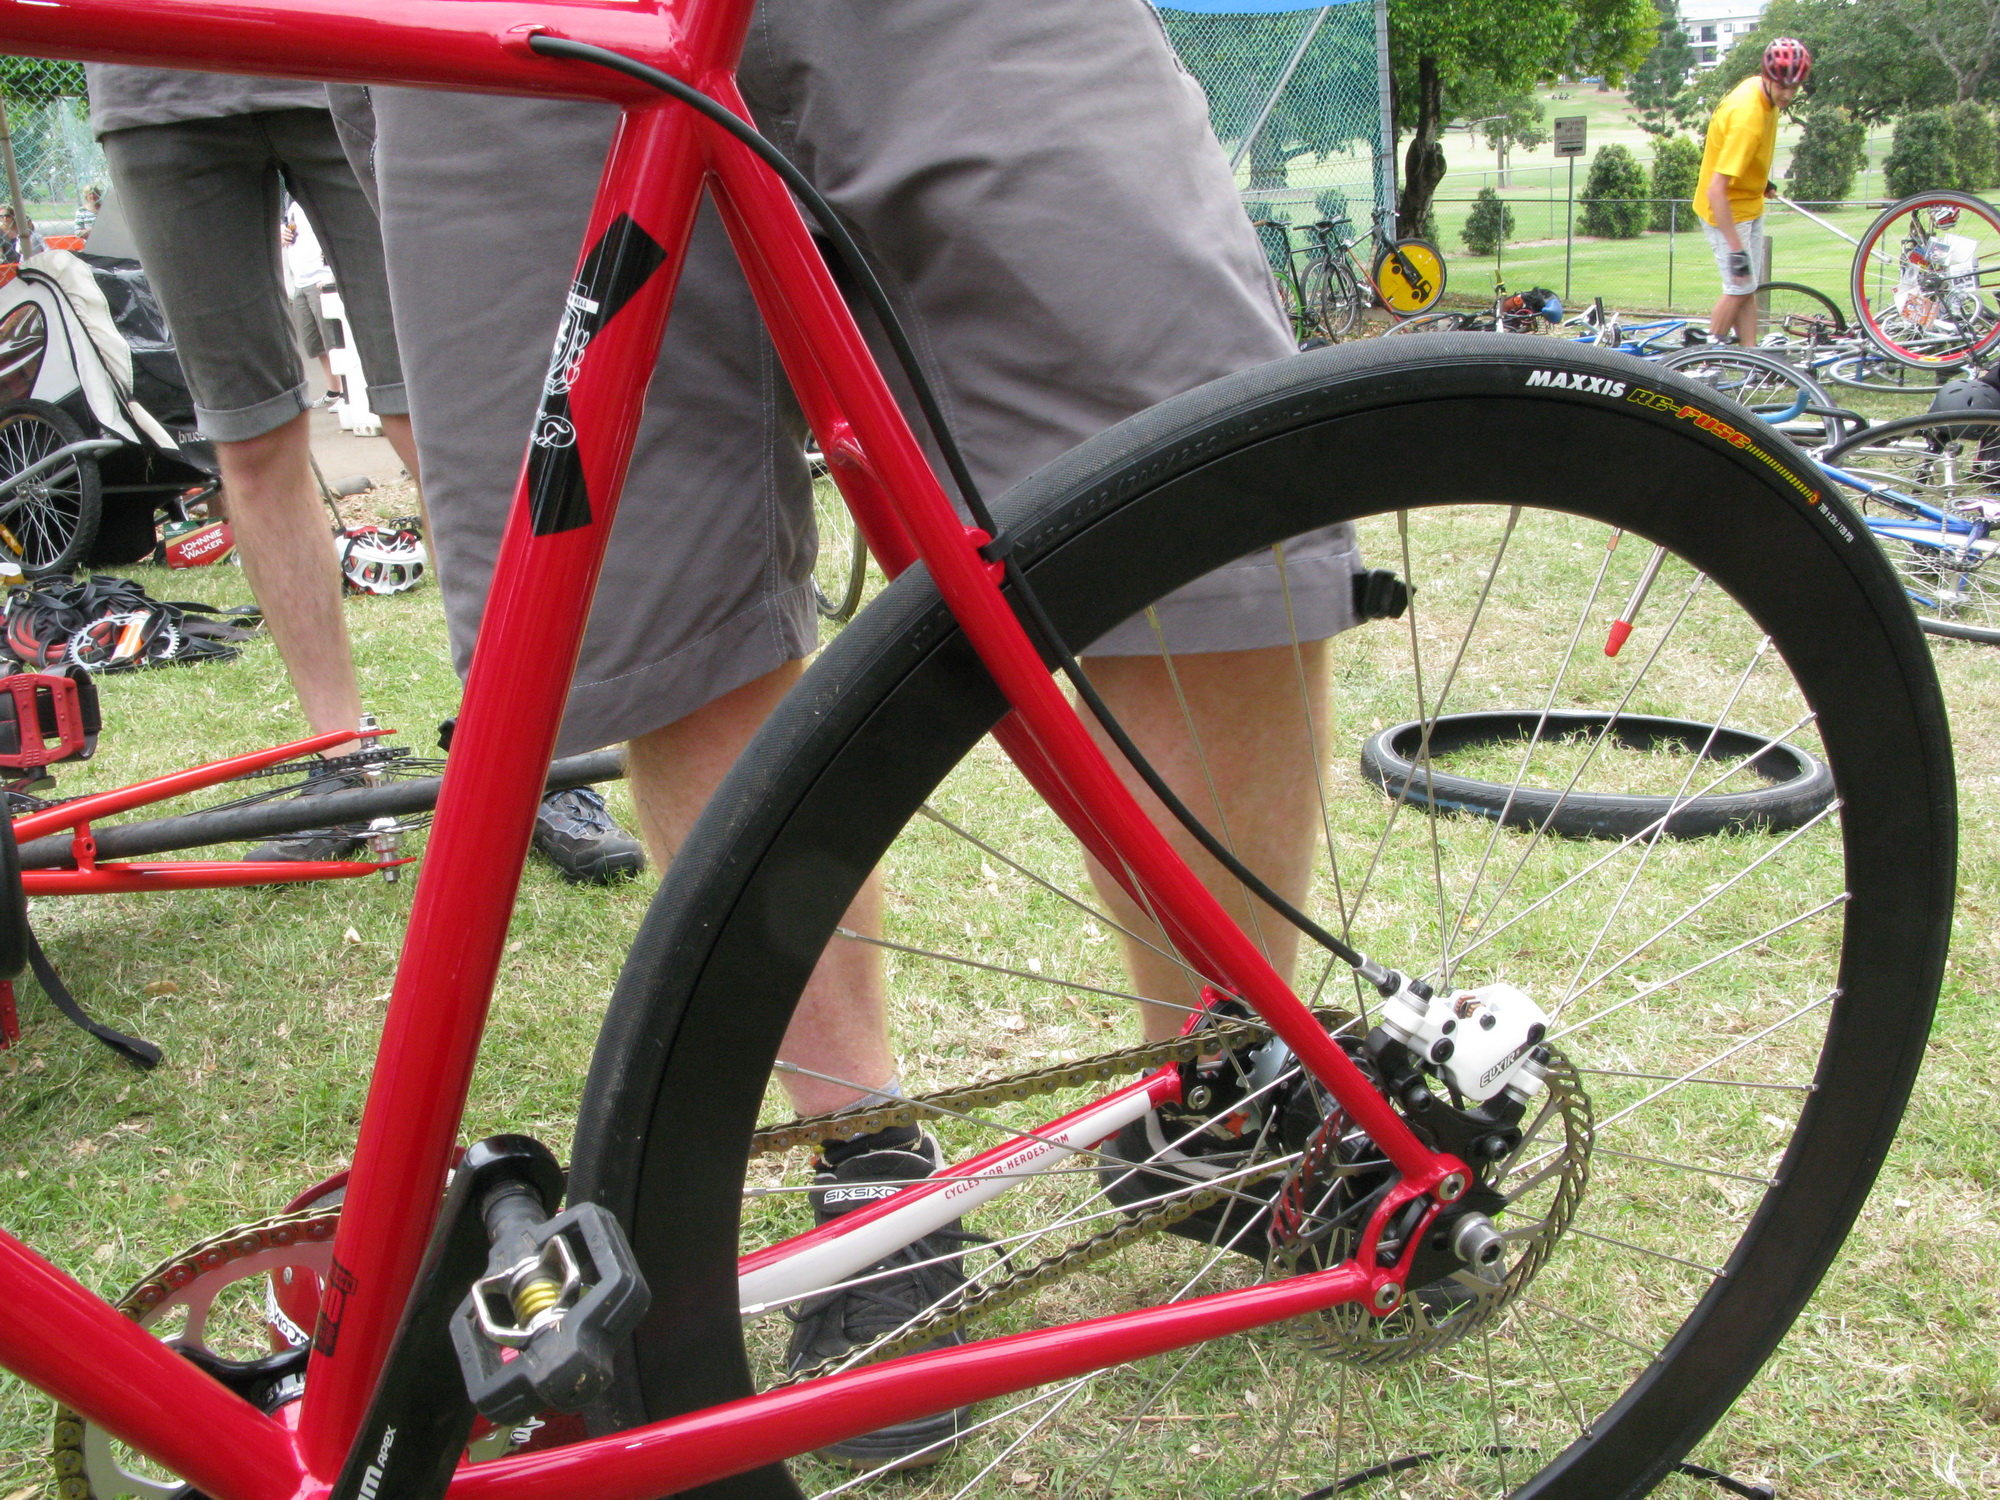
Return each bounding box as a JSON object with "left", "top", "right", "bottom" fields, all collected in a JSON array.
[{"left": 571, "top": 335, "right": 1954, "bottom": 1500}]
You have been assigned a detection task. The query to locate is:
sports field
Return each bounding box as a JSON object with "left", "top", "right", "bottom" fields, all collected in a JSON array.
[{"left": 1250, "top": 84, "right": 1951, "bottom": 317}]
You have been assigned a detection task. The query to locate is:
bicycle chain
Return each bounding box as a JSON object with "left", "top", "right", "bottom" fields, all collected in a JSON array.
[
  {"left": 771, "top": 1010, "right": 1349, "bottom": 1382},
  {"left": 779, "top": 1158, "right": 1304, "bottom": 1386},
  {"left": 50, "top": 1208, "right": 341, "bottom": 1500},
  {"left": 48, "top": 1012, "right": 1349, "bottom": 1457},
  {"left": 752, "top": 1008, "right": 1345, "bottom": 1157}
]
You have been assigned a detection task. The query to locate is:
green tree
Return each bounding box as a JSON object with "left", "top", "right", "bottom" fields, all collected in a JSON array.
[
  {"left": 1889, "top": 0, "right": 2000, "bottom": 102},
  {"left": 0, "top": 58, "right": 84, "bottom": 107},
  {"left": 1704, "top": 0, "right": 1972, "bottom": 123},
  {"left": 1950, "top": 99, "right": 1998, "bottom": 187},
  {"left": 1786, "top": 104, "right": 1869, "bottom": 199},
  {"left": 1389, "top": 0, "right": 1655, "bottom": 237},
  {"left": 1453, "top": 73, "right": 1550, "bottom": 181},
  {"left": 1462, "top": 185, "right": 1517, "bottom": 253},
  {"left": 1582, "top": 142, "right": 1651, "bottom": 236},
  {"left": 1162, "top": 11, "right": 1379, "bottom": 193},
  {"left": 1648, "top": 134, "right": 1703, "bottom": 227},
  {"left": 1884, "top": 106, "right": 1963, "bottom": 194},
  {"left": 1629, "top": 0, "right": 1700, "bottom": 135}
]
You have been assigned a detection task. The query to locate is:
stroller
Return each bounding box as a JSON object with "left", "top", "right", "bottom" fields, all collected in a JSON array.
[{"left": 0, "top": 248, "right": 217, "bottom": 576}]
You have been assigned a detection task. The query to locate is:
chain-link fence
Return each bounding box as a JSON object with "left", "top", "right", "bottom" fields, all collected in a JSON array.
[
  {"left": 1156, "top": 1, "right": 1390, "bottom": 240},
  {"left": 0, "top": 57, "right": 105, "bottom": 235},
  {"left": 1426, "top": 194, "right": 1907, "bottom": 318}
]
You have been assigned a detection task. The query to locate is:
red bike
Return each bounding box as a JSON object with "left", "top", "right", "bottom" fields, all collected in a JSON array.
[{"left": 0, "top": 3, "right": 1955, "bottom": 1498}]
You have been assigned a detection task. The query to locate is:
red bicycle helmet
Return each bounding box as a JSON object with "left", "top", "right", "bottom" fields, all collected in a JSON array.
[{"left": 1762, "top": 37, "right": 1812, "bottom": 87}]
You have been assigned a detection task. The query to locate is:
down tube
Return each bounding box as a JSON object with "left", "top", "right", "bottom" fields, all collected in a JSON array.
[{"left": 295, "top": 100, "right": 710, "bottom": 1480}]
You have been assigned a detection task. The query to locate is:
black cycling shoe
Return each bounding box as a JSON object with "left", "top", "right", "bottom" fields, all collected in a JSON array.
[
  {"left": 1097, "top": 1110, "right": 1279, "bottom": 1261},
  {"left": 784, "top": 1136, "right": 979, "bottom": 1470},
  {"left": 243, "top": 764, "right": 367, "bottom": 863},
  {"left": 531, "top": 787, "right": 646, "bottom": 884}
]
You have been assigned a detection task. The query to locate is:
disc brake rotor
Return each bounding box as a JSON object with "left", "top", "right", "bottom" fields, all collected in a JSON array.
[{"left": 1275, "top": 1049, "right": 1591, "bottom": 1367}]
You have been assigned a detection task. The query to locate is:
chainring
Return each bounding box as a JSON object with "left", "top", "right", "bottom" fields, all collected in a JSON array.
[{"left": 50, "top": 1208, "right": 338, "bottom": 1500}]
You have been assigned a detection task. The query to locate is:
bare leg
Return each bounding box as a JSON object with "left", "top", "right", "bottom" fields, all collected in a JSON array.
[
  {"left": 317, "top": 353, "right": 338, "bottom": 396},
  {"left": 380, "top": 413, "right": 422, "bottom": 487},
  {"left": 1710, "top": 291, "right": 1758, "bottom": 345},
  {"left": 215, "top": 411, "right": 362, "bottom": 752},
  {"left": 1078, "top": 640, "right": 1331, "bottom": 1042},
  {"left": 626, "top": 660, "right": 890, "bottom": 1116}
]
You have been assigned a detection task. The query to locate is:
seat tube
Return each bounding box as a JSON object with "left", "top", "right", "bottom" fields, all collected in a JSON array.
[{"left": 296, "top": 98, "right": 714, "bottom": 1478}]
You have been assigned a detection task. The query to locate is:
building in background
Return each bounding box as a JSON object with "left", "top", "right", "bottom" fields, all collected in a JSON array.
[{"left": 1680, "top": 0, "right": 1769, "bottom": 70}]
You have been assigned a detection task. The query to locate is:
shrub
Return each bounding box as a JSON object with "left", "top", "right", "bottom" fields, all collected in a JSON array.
[
  {"left": 1951, "top": 101, "right": 1997, "bottom": 191},
  {"left": 1582, "top": 144, "right": 1649, "bottom": 238},
  {"left": 1885, "top": 110, "right": 1961, "bottom": 198},
  {"left": 1649, "top": 135, "right": 1702, "bottom": 230},
  {"left": 1786, "top": 107, "right": 1867, "bottom": 203},
  {"left": 1315, "top": 187, "right": 1351, "bottom": 227},
  {"left": 1461, "top": 187, "right": 1516, "bottom": 255}
]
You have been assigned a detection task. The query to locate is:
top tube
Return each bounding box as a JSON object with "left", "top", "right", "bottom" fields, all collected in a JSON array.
[{"left": 0, "top": 0, "right": 735, "bottom": 103}]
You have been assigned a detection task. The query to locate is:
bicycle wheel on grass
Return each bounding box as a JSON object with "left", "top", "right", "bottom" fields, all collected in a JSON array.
[
  {"left": 1820, "top": 344, "right": 1941, "bottom": 393},
  {"left": 808, "top": 443, "right": 869, "bottom": 623},
  {"left": 0, "top": 398, "right": 102, "bottom": 576},
  {"left": 1753, "top": 280, "right": 1847, "bottom": 351},
  {"left": 573, "top": 337, "right": 1952, "bottom": 1498},
  {"left": 1382, "top": 310, "right": 1483, "bottom": 336},
  {"left": 1658, "top": 343, "right": 1860, "bottom": 448},
  {"left": 1851, "top": 189, "right": 2000, "bottom": 371},
  {"left": 1824, "top": 408, "right": 2000, "bottom": 644},
  {"left": 1371, "top": 236, "right": 1445, "bottom": 316}
]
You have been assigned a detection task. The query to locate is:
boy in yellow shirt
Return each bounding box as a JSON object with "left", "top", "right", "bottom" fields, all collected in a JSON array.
[{"left": 1695, "top": 38, "right": 1812, "bottom": 343}]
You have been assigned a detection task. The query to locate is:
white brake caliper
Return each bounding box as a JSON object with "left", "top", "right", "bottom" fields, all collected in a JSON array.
[{"left": 1376, "top": 980, "right": 1551, "bottom": 1105}]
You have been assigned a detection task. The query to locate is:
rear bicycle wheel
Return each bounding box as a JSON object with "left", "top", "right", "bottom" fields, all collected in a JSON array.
[
  {"left": 1851, "top": 190, "right": 2000, "bottom": 371},
  {"left": 1824, "top": 409, "right": 2000, "bottom": 644},
  {"left": 1309, "top": 258, "right": 1362, "bottom": 341},
  {"left": 573, "top": 338, "right": 1953, "bottom": 1498}
]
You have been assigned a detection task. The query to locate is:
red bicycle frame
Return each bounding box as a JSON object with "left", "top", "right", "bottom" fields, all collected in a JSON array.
[
  {"left": 10, "top": 725, "right": 406, "bottom": 898},
  {"left": 0, "top": 3, "right": 1461, "bottom": 1494}
]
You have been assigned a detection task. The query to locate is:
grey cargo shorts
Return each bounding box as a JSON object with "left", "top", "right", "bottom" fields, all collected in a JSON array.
[
  {"left": 369, "top": 0, "right": 1360, "bottom": 756},
  {"left": 100, "top": 106, "right": 407, "bottom": 442}
]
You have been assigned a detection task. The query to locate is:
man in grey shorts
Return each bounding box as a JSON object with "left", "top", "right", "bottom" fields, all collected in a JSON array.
[
  {"left": 367, "top": 0, "right": 1362, "bottom": 1460},
  {"left": 88, "top": 70, "right": 416, "bottom": 843},
  {"left": 89, "top": 70, "right": 641, "bottom": 881}
]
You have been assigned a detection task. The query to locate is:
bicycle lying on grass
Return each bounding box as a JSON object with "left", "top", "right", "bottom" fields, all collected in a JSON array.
[
  {"left": 0, "top": 4, "right": 1956, "bottom": 1500},
  {"left": 1821, "top": 409, "right": 2000, "bottom": 645},
  {"left": 0, "top": 685, "right": 626, "bottom": 1061}
]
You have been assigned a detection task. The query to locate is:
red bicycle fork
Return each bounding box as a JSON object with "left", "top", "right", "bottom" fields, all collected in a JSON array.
[{"left": 0, "top": 1, "right": 1462, "bottom": 1494}]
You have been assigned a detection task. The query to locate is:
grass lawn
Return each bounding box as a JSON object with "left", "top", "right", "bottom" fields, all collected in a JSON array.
[
  {"left": 0, "top": 430, "right": 1994, "bottom": 1499},
  {"left": 1251, "top": 85, "right": 1987, "bottom": 318}
]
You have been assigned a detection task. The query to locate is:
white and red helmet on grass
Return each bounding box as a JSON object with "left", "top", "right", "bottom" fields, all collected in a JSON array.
[{"left": 335, "top": 520, "right": 427, "bottom": 596}]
